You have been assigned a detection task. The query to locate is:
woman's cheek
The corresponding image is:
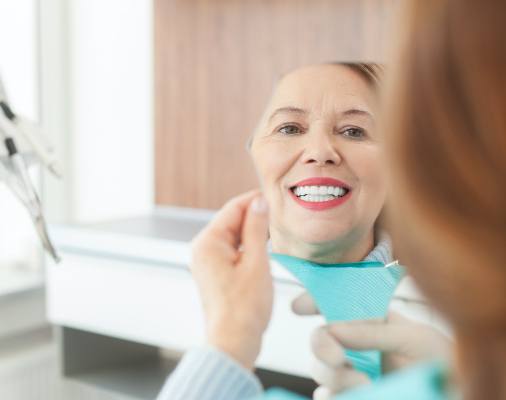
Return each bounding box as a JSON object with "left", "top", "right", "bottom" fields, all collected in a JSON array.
[
  {"left": 252, "top": 146, "right": 280, "bottom": 200},
  {"left": 256, "top": 143, "right": 292, "bottom": 182},
  {"left": 351, "top": 149, "right": 387, "bottom": 204}
]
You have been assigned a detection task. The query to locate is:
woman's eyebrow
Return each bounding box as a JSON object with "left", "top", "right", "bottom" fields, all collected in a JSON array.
[
  {"left": 268, "top": 106, "right": 308, "bottom": 122},
  {"left": 339, "top": 108, "right": 373, "bottom": 119}
]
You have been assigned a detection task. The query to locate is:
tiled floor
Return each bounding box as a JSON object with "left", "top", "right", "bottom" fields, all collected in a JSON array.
[{"left": 0, "top": 329, "right": 131, "bottom": 400}]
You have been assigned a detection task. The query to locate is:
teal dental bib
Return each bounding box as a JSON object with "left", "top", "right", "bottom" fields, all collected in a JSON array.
[
  {"left": 271, "top": 253, "right": 404, "bottom": 380},
  {"left": 259, "top": 362, "right": 447, "bottom": 400}
]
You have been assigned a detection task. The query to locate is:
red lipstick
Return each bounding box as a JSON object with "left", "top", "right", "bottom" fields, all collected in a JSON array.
[
  {"left": 293, "top": 177, "right": 350, "bottom": 189},
  {"left": 289, "top": 177, "right": 352, "bottom": 211}
]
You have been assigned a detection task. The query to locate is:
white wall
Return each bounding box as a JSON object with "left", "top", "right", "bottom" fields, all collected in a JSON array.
[
  {"left": 0, "top": 0, "right": 38, "bottom": 121},
  {"left": 40, "top": 0, "right": 154, "bottom": 224},
  {"left": 69, "top": 0, "right": 154, "bottom": 223},
  {"left": 0, "top": 0, "right": 41, "bottom": 267},
  {"left": 1, "top": 0, "right": 154, "bottom": 267}
]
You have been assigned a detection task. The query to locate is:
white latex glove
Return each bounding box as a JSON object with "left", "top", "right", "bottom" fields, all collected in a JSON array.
[
  {"left": 191, "top": 190, "right": 272, "bottom": 370},
  {"left": 292, "top": 292, "right": 451, "bottom": 399}
]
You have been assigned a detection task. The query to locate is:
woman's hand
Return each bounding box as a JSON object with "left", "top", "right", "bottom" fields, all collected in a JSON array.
[
  {"left": 293, "top": 292, "right": 451, "bottom": 399},
  {"left": 309, "top": 313, "right": 451, "bottom": 399},
  {"left": 191, "top": 191, "right": 272, "bottom": 370}
]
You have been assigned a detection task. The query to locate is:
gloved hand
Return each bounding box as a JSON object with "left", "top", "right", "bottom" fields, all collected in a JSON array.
[
  {"left": 293, "top": 292, "right": 451, "bottom": 399},
  {"left": 191, "top": 191, "right": 271, "bottom": 370}
]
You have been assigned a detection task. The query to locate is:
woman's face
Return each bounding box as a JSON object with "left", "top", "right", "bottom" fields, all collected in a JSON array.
[{"left": 251, "top": 65, "right": 386, "bottom": 248}]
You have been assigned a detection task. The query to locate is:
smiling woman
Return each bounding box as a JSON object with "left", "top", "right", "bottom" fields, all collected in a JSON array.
[
  {"left": 250, "top": 63, "right": 384, "bottom": 264},
  {"left": 156, "top": 63, "right": 438, "bottom": 400}
]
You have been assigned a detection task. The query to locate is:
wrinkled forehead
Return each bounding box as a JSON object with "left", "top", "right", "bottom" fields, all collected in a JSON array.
[{"left": 266, "top": 64, "right": 376, "bottom": 117}]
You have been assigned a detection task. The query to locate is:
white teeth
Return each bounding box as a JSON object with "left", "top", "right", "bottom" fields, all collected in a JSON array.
[
  {"left": 292, "top": 185, "right": 348, "bottom": 200},
  {"left": 298, "top": 193, "right": 342, "bottom": 203}
]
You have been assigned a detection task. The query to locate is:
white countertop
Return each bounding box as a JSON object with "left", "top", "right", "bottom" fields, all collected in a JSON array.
[{"left": 48, "top": 206, "right": 297, "bottom": 284}]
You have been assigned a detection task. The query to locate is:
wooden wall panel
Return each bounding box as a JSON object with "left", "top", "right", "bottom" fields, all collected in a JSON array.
[{"left": 155, "top": 0, "right": 397, "bottom": 209}]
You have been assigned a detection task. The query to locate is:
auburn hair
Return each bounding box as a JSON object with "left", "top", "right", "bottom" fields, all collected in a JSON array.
[{"left": 383, "top": 1, "right": 506, "bottom": 399}]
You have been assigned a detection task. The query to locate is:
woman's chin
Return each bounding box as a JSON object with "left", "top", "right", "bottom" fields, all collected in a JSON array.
[{"left": 294, "top": 229, "right": 350, "bottom": 247}]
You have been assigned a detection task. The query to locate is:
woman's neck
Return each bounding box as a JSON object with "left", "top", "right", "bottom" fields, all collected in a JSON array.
[{"left": 270, "top": 229, "right": 375, "bottom": 264}]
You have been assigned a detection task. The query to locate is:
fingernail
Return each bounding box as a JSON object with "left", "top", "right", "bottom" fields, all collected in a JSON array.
[{"left": 251, "top": 195, "right": 268, "bottom": 214}]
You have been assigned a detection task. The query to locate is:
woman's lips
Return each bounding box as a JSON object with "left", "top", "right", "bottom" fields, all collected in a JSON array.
[
  {"left": 289, "top": 177, "right": 352, "bottom": 211},
  {"left": 292, "top": 177, "right": 351, "bottom": 189}
]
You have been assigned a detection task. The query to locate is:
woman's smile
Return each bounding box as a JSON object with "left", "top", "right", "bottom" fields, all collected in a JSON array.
[{"left": 288, "top": 177, "right": 352, "bottom": 211}]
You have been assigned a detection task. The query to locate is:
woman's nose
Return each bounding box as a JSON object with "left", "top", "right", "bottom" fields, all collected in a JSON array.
[{"left": 301, "top": 131, "right": 342, "bottom": 166}]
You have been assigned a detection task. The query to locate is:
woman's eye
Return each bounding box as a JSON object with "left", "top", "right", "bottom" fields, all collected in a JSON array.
[
  {"left": 278, "top": 125, "right": 302, "bottom": 135},
  {"left": 341, "top": 127, "right": 366, "bottom": 140}
]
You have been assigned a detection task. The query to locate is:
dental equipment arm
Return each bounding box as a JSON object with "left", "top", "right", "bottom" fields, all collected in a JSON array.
[
  {"left": 0, "top": 74, "right": 61, "bottom": 263},
  {"left": 0, "top": 97, "right": 62, "bottom": 178},
  {"left": 0, "top": 119, "right": 61, "bottom": 263}
]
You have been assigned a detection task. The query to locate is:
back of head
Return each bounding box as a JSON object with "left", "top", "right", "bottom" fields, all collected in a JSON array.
[{"left": 383, "top": 1, "right": 506, "bottom": 398}]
